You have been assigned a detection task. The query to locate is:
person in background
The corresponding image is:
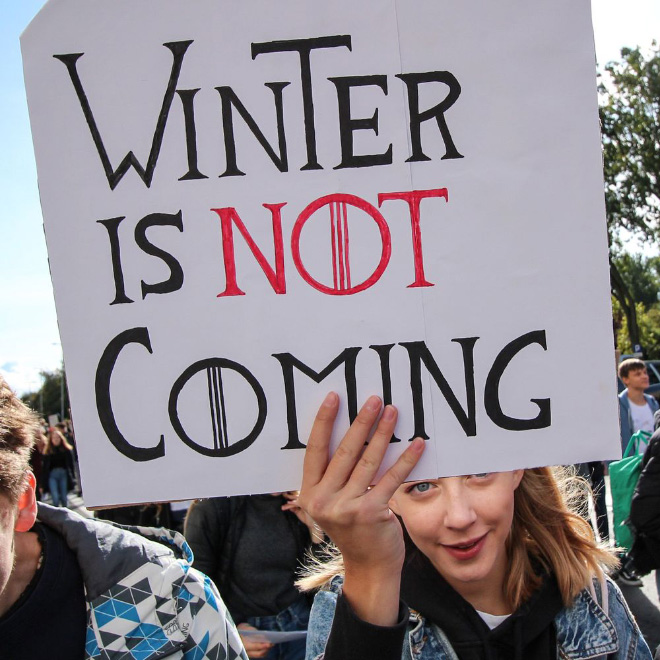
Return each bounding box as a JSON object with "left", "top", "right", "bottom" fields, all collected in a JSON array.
[
  {"left": 297, "top": 393, "right": 651, "bottom": 660},
  {"left": 61, "top": 417, "right": 82, "bottom": 495},
  {"left": 621, "top": 409, "right": 660, "bottom": 603},
  {"left": 616, "top": 358, "right": 659, "bottom": 586},
  {"left": 619, "top": 358, "right": 659, "bottom": 453},
  {"left": 185, "top": 492, "right": 324, "bottom": 660},
  {"left": 0, "top": 374, "right": 248, "bottom": 659},
  {"left": 28, "top": 427, "right": 47, "bottom": 501},
  {"left": 42, "top": 424, "right": 75, "bottom": 507}
]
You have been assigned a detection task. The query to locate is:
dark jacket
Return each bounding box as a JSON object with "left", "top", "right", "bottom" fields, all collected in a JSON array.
[
  {"left": 629, "top": 425, "right": 660, "bottom": 574},
  {"left": 41, "top": 445, "right": 76, "bottom": 493},
  {"left": 184, "top": 495, "right": 313, "bottom": 623}
]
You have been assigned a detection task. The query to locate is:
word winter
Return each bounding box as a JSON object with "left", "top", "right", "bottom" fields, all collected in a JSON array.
[{"left": 55, "top": 35, "right": 463, "bottom": 189}]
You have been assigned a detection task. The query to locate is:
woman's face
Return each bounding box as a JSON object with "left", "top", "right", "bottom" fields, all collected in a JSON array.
[
  {"left": 389, "top": 471, "right": 523, "bottom": 603},
  {"left": 50, "top": 430, "right": 60, "bottom": 446}
]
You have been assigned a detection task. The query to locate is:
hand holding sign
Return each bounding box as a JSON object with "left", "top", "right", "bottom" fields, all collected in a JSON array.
[{"left": 298, "top": 393, "right": 424, "bottom": 626}]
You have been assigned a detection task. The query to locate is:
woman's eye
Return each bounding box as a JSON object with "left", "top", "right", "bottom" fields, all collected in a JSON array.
[
  {"left": 470, "top": 472, "right": 491, "bottom": 479},
  {"left": 411, "top": 482, "right": 432, "bottom": 493}
]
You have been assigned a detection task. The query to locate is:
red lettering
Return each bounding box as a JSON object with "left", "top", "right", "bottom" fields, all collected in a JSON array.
[
  {"left": 378, "top": 188, "right": 448, "bottom": 288},
  {"left": 211, "top": 203, "right": 287, "bottom": 297},
  {"left": 291, "top": 193, "right": 391, "bottom": 296}
]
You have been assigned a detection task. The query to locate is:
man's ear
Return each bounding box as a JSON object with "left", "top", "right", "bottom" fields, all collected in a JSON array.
[{"left": 15, "top": 472, "right": 37, "bottom": 533}]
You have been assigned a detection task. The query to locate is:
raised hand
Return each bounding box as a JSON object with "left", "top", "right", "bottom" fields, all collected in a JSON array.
[{"left": 298, "top": 392, "right": 425, "bottom": 625}]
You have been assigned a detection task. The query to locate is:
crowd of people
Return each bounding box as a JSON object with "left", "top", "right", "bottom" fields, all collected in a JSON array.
[{"left": 1, "top": 362, "right": 659, "bottom": 659}]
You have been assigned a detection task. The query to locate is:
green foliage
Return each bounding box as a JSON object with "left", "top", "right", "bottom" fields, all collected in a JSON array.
[
  {"left": 21, "top": 369, "right": 69, "bottom": 421},
  {"left": 613, "top": 297, "right": 660, "bottom": 359},
  {"left": 613, "top": 252, "right": 660, "bottom": 309},
  {"left": 600, "top": 44, "right": 660, "bottom": 247},
  {"left": 601, "top": 45, "right": 660, "bottom": 350}
]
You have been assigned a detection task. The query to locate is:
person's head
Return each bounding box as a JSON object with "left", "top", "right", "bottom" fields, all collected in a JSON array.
[
  {"left": 390, "top": 468, "right": 616, "bottom": 608},
  {"left": 45, "top": 426, "right": 72, "bottom": 453},
  {"left": 0, "top": 377, "right": 38, "bottom": 504},
  {"left": 0, "top": 377, "right": 39, "bottom": 602},
  {"left": 618, "top": 358, "right": 649, "bottom": 392},
  {"left": 299, "top": 467, "right": 616, "bottom": 609},
  {"left": 388, "top": 471, "right": 523, "bottom": 606}
]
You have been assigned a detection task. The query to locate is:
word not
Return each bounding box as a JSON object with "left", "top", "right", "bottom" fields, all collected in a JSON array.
[{"left": 98, "top": 188, "right": 449, "bottom": 303}]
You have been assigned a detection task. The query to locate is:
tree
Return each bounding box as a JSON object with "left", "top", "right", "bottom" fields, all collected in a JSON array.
[
  {"left": 21, "top": 369, "right": 69, "bottom": 421},
  {"left": 612, "top": 252, "right": 660, "bottom": 308},
  {"left": 600, "top": 44, "right": 660, "bottom": 349}
]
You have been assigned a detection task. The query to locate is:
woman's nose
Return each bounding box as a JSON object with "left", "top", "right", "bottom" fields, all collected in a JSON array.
[{"left": 442, "top": 480, "right": 478, "bottom": 530}]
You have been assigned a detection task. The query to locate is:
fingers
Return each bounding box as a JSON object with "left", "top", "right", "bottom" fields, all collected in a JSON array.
[
  {"left": 302, "top": 392, "right": 420, "bottom": 502},
  {"left": 321, "top": 395, "right": 383, "bottom": 489},
  {"left": 371, "top": 437, "right": 426, "bottom": 500},
  {"left": 301, "top": 392, "right": 339, "bottom": 492},
  {"left": 343, "top": 404, "right": 398, "bottom": 494}
]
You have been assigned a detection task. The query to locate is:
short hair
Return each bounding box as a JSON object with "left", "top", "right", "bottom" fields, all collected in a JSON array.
[
  {"left": 0, "top": 376, "right": 38, "bottom": 502},
  {"left": 618, "top": 358, "right": 646, "bottom": 380}
]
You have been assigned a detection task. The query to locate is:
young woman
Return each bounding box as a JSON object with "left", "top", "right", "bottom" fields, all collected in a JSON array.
[
  {"left": 42, "top": 425, "right": 75, "bottom": 507},
  {"left": 297, "top": 393, "right": 652, "bottom": 660}
]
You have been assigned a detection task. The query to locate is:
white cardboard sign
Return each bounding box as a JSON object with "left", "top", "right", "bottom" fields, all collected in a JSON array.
[{"left": 22, "top": 0, "right": 620, "bottom": 507}]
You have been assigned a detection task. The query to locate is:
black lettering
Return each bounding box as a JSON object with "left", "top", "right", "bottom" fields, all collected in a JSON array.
[
  {"left": 95, "top": 327, "right": 165, "bottom": 461},
  {"left": 369, "top": 344, "right": 401, "bottom": 442},
  {"left": 272, "top": 347, "right": 361, "bottom": 449},
  {"left": 176, "top": 88, "right": 209, "bottom": 181},
  {"left": 216, "top": 82, "right": 290, "bottom": 177},
  {"left": 97, "top": 217, "right": 134, "bottom": 305},
  {"left": 400, "top": 338, "right": 478, "bottom": 438},
  {"left": 53, "top": 40, "right": 193, "bottom": 189},
  {"left": 252, "top": 36, "right": 352, "bottom": 171},
  {"left": 396, "top": 71, "right": 464, "bottom": 162},
  {"left": 330, "top": 75, "right": 393, "bottom": 169},
  {"left": 168, "top": 358, "right": 266, "bottom": 457},
  {"left": 134, "top": 211, "right": 185, "bottom": 299},
  {"left": 485, "top": 330, "right": 551, "bottom": 431}
]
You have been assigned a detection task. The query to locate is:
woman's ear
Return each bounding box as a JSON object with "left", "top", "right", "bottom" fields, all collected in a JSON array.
[
  {"left": 511, "top": 469, "right": 524, "bottom": 490},
  {"left": 14, "top": 473, "right": 37, "bottom": 533}
]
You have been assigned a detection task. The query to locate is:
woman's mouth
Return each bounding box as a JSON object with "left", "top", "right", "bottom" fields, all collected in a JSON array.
[{"left": 442, "top": 534, "right": 488, "bottom": 560}]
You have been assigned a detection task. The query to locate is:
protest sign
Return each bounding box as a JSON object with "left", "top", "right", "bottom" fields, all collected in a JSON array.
[{"left": 22, "top": 0, "right": 619, "bottom": 507}]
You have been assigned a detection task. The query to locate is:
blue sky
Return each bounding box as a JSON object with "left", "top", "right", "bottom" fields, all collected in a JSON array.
[{"left": 1, "top": 0, "right": 659, "bottom": 395}]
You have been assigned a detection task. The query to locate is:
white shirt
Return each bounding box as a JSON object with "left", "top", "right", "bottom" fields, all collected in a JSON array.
[
  {"left": 476, "top": 610, "right": 510, "bottom": 630},
  {"left": 629, "top": 400, "right": 654, "bottom": 452}
]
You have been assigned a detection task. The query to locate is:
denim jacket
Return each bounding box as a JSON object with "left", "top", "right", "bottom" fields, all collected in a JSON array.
[{"left": 305, "top": 575, "right": 652, "bottom": 660}]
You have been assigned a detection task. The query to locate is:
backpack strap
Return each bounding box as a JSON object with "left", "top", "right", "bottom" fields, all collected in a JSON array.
[{"left": 588, "top": 573, "right": 609, "bottom": 614}]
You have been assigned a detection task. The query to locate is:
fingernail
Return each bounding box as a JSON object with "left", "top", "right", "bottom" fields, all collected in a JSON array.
[
  {"left": 382, "top": 405, "right": 396, "bottom": 421},
  {"left": 410, "top": 437, "right": 426, "bottom": 453},
  {"left": 323, "top": 392, "right": 338, "bottom": 407},
  {"left": 365, "top": 395, "right": 382, "bottom": 412}
]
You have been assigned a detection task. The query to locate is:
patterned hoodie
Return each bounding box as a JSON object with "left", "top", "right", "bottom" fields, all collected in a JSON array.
[{"left": 37, "top": 503, "right": 248, "bottom": 660}]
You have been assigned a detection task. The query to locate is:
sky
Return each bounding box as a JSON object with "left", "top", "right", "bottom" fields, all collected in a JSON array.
[{"left": 1, "top": 0, "right": 659, "bottom": 396}]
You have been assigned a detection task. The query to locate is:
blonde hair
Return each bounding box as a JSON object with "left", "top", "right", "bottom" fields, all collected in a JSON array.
[{"left": 297, "top": 467, "right": 618, "bottom": 609}]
